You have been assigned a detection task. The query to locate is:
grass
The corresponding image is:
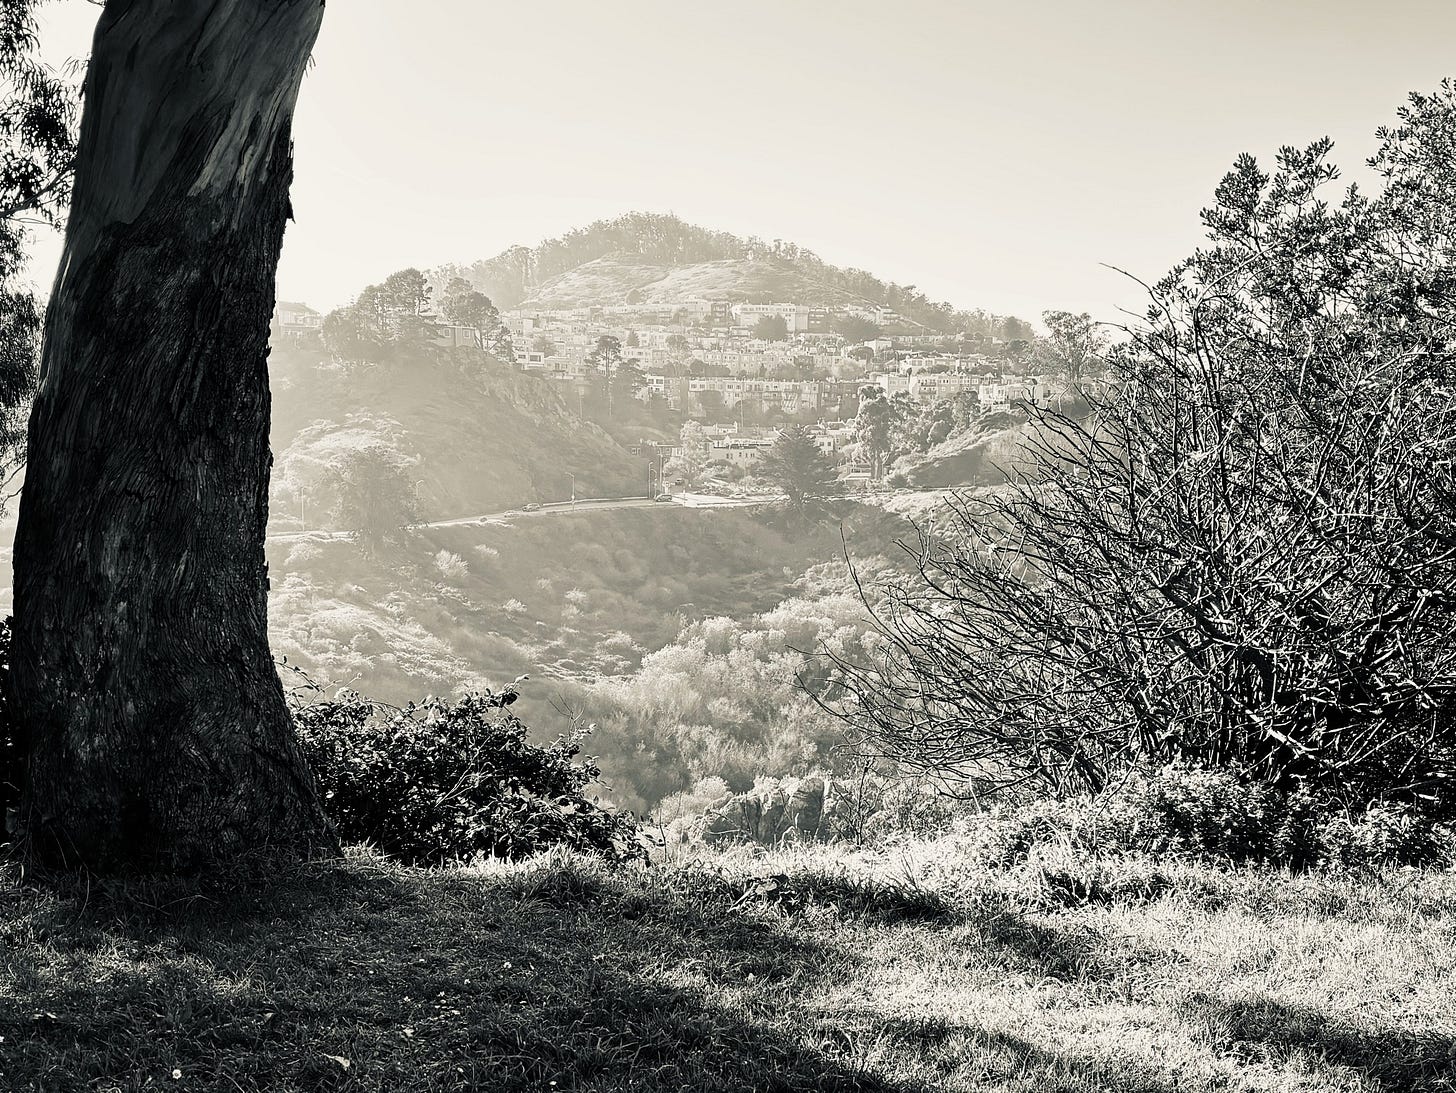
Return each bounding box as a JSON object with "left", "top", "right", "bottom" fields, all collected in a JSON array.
[{"left": 1, "top": 841, "right": 1454, "bottom": 1092}]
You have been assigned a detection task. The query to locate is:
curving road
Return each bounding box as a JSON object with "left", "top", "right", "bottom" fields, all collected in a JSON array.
[{"left": 266, "top": 491, "right": 774, "bottom": 544}]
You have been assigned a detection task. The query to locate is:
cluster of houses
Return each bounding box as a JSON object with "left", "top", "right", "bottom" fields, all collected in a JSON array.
[{"left": 274, "top": 294, "right": 1066, "bottom": 428}]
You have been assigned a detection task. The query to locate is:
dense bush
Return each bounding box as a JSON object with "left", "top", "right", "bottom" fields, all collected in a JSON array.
[
  {"left": 832, "top": 88, "right": 1456, "bottom": 815},
  {"left": 955, "top": 765, "right": 1454, "bottom": 872},
  {"left": 291, "top": 687, "right": 642, "bottom": 865}
]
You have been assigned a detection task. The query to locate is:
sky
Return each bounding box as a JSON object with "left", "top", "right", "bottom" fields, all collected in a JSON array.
[{"left": 25, "top": 0, "right": 1456, "bottom": 325}]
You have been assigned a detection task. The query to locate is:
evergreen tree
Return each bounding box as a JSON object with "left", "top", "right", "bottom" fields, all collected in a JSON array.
[{"left": 758, "top": 425, "right": 839, "bottom": 513}]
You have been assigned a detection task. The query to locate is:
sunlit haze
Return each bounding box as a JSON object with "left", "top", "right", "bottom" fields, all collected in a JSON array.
[{"left": 28, "top": 0, "right": 1456, "bottom": 323}]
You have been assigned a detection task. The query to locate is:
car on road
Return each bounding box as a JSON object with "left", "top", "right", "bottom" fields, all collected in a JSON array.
[
  {"left": 523, "top": 503, "right": 542, "bottom": 512},
  {"left": 655, "top": 493, "right": 674, "bottom": 502}
]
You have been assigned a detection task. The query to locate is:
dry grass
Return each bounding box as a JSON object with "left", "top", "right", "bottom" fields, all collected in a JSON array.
[{"left": 1, "top": 841, "right": 1453, "bottom": 1092}]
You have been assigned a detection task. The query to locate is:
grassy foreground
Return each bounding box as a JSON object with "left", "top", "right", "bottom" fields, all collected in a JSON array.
[{"left": 1, "top": 842, "right": 1454, "bottom": 1092}]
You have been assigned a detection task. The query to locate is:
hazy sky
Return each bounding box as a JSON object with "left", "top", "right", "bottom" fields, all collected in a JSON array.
[{"left": 27, "top": 0, "right": 1456, "bottom": 324}]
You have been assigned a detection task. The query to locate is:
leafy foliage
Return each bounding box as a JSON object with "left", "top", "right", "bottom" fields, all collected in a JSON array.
[
  {"left": 439, "top": 275, "right": 512, "bottom": 358},
  {"left": 325, "top": 444, "right": 420, "bottom": 550},
  {"left": 321, "top": 268, "right": 447, "bottom": 361},
  {"left": 831, "top": 314, "right": 882, "bottom": 344},
  {"left": 852, "top": 387, "right": 911, "bottom": 477},
  {"left": 752, "top": 314, "right": 788, "bottom": 341},
  {"left": 291, "top": 685, "right": 642, "bottom": 865},
  {"left": 0, "top": 0, "right": 77, "bottom": 496},
  {"left": 1033, "top": 310, "right": 1107, "bottom": 382},
  {"left": 953, "top": 765, "right": 1453, "bottom": 872},
  {"left": 566, "top": 594, "right": 881, "bottom": 812}
]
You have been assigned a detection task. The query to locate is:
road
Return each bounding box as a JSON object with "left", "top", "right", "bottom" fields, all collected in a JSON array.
[{"left": 266, "top": 492, "right": 773, "bottom": 544}]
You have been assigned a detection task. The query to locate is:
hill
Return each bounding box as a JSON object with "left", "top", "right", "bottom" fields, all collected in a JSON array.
[
  {"left": 435, "top": 211, "right": 1026, "bottom": 334},
  {"left": 517, "top": 255, "right": 880, "bottom": 312}
]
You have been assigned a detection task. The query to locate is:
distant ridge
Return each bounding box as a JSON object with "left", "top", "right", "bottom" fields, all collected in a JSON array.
[{"left": 433, "top": 211, "right": 1021, "bottom": 334}]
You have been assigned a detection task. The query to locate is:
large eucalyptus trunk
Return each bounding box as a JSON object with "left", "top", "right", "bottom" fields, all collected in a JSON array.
[{"left": 10, "top": 0, "right": 336, "bottom": 871}]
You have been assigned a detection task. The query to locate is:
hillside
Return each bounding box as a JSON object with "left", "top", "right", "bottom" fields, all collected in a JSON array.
[
  {"left": 266, "top": 501, "right": 921, "bottom": 812},
  {"left": 436, "top": 211, "right": 1024, "bottom": 334},
  {"left": 518, "top": 255, "right": 881, "bottom": 311},
  {"left": 268, "top": 343, "right": 642, "bottom": 523}
]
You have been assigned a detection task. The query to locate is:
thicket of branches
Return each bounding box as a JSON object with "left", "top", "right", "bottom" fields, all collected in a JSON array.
[{"left": 829, "top": 85, "right": 1456, "bottom": 814}]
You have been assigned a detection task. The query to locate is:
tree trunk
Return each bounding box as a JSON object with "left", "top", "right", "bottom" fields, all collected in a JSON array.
[{"left": 10, "top": 0, "right": 336, "bottom": 871}]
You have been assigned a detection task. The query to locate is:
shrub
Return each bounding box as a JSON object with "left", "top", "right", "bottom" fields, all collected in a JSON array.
[
  {"left": 292, "top": 689, "right": 642, "bottom": 865},
  {"left": 1120, "top": 765, "right": 1323, "bottom": 867},
  {"left": 434, "top": 549, "right": 468, "bottom": 581},
  {"left": 1317, "top": 806, "right": 1456, "bottom": 870},
  {"left": 951, "top": 765, "right": 1453, "bottom": 871}
]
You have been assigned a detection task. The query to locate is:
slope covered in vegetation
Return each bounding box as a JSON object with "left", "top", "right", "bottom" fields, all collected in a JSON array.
[
  {"left": 268, "top": 344, "right": 643, "bottom": 522},
  {"left": 266, "top": 501, "right": 918, "bottom": 813}
]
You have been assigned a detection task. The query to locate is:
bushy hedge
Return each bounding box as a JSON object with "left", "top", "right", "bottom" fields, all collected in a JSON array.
[{"left": 292, "top": 689, "right": 643, "bottom": 865}]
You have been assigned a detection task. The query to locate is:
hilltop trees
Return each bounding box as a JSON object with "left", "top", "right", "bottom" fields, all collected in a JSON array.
[
  {"left": 10, "top": 0, "right": 335, "bottom": 869},
  {"left": 759, "top": 425, "right": 840, "bottom": 513},
  {"left": 323, "top": 271, "right": 517, "bottom": 363},
  {"left": 832, "top": 86, "right": 1456, "bottom": 815},
  {"left": 440, "top": 275, "right": 513, "bottom": 359}
]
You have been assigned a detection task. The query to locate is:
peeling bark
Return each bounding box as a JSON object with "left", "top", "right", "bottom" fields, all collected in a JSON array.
[{"left": 11, "top": 0, "right": 336, "bottom": 871}]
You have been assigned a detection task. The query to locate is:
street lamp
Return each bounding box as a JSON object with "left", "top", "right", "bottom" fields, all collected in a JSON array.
[{"left": 567, "top": 472, "right": 576, "bottom": 506}]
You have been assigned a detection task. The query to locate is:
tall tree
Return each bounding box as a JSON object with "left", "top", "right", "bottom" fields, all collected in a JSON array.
[
  {"left": 11, "top": 0, "right": 336, "bottom": 870},
  {"left": 1034, "top": 310, "right": 1107, "bottom": 382},
  {"left": 758, "top": 425, "right": 839, "bottom": 513},
  {"left": 586, "top": 334, "right": 623, "bottom": 417},
  {"left": 831, "top": 89, "right": 1456, "bottom": 809},
  {"left": 853, "top": 387, "right": 907, "bottom": 479},
  {"left": 326, "top": 444, "right": 421, "bottom": 552}
]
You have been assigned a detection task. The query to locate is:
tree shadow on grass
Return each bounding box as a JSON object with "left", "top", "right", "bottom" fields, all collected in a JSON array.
[
  {"left": 836, "top": 1016, "right": 1188, "bottom": 1093},
  {"left": 0, "top": 855, "right": 931, "bottom": 1092},
  {"left": 1177, "top": 991, "right": 1456, "bottom": 1093},
  {"left": 950, "top": 893, "right": 1179, "bottom": 987}
]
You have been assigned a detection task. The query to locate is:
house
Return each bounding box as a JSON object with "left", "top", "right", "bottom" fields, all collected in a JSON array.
[
  {"left": 432, "top": 324, "right": 481, "bottom": 350},
  {"left": 273, "top": 301, "right": 321, "bottom": 341}
]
